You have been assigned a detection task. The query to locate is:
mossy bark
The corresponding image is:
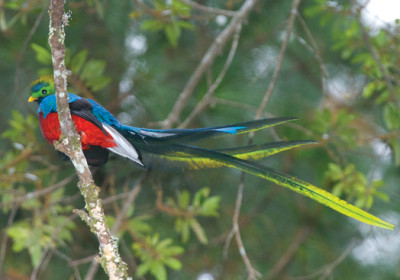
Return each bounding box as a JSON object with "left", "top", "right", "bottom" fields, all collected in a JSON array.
[{"left": 48, "top": 1, "right": 128, "bottom": 279}]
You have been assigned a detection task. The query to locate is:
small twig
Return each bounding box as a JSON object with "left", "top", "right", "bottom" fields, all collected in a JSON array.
[
  {"left": 36, "top": 247, "right": 56, "bottom": 280},
  {"left": 0, "top": 147, "right": 33, "bottom": 172},
  {"left": 179, "top": 24, "right": 242, "bottom": 128},
  {"left": 224, "top": 1, "right": 302, "bottom": 278},
  {"left": 30, "top": 212, "right": 80, "bottom": 279},
  {"left": 69, "top": 254, "right": 98, "bottom": 267},
  {"left": 266, "top": 226, "right": 311, "bottom": 279},
  {"left": 0, "top": 174, "right": 76, "bottom": 208},
  {"left": 290, "top": 241, "right": 356, "bottom": 280},
  {"left": 53, "top": 250, "right": 82, "bottom": 280},
  {"left": 179, "top": 0, "right": 236, "bottom": 17},
  {"left": 254, "top": 0, "right": 301, "bottom": 120},
  {"left": 30, "top": 247, "right": 50, "bottom": 280},
  {"left": 160, "top": 0, "right": 259, "bottom": 129},
  {"left": 14, "top": 3, "right": 47, "bottom": 106},
  {"left": 111, "top": 176, "right": 146, "bottom": 235},
  {"left": 215, "top": 97, "right": 257, "bottom": 111},
  {"left": 297, "top": 15, "right": 329, "bottom": 97},
  {"left": 233, "top": 178, "right": 261, "bottom": 280},
  {"left": 155, "top": 188, "right": 194, "bottom": 217},
  {"left": 224, "top": 175, "right": 261, "bottom": 279}
]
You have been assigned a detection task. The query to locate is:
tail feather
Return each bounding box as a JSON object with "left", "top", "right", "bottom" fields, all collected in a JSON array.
[
  {"left": 217, "top": 140, "right": 316, "bottom": 160},
  {"left": 145, "top": 140, "right": 316, "bottom": 169},
  {"left": 123, "top": 117, "right": 296, "bottom": 143},
  {"left": 112, "top": 119, "right": 393, "bottom": 230},
  {"left": 140, "top": 143, "right": 394, "bottom": 230},
  {"left": 103, "top": 124, "right": 144, "bottom": 167}
]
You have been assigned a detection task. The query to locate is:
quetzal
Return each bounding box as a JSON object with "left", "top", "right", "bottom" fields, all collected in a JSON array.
[{"left": 28, "top": 76, "right": 394, "bottom": 230}]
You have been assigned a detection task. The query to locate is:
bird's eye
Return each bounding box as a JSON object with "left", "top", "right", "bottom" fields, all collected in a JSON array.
[{"left": 42, "top": 89, "right": 47, "bottom": 95}]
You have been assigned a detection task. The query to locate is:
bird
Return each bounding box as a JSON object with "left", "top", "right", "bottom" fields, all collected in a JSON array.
[{"left": 28, "top": 76, "right": 394, "bottom": 230}]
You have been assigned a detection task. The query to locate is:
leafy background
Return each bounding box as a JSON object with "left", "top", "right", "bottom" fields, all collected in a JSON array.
[{"left": 1, "top": 0, "right": 400, "bottom": 279}]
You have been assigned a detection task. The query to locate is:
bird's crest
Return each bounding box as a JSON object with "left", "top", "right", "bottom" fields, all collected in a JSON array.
[{"left": 30, "top": 76, "right": 54, "bottom": 91}]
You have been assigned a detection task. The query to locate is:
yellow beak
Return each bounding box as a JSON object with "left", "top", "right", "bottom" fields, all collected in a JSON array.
[{"left": 28, "top": 96, "right": 37, "bottom": 102}]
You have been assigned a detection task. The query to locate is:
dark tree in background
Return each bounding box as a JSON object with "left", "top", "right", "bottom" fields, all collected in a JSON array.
[{"left": 1, "top": 0, "right": 399, "bottom": 279}]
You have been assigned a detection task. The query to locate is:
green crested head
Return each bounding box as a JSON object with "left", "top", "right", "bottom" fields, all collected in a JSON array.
[{"left": 28, "top": 76, "right": 55, "bottom": 102}]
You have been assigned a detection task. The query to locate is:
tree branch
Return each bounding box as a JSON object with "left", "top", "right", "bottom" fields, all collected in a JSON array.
[
  {"left": 178, "top": 23, "right": 242, "bottom": 128},
  {"left": 85, "top": 175, "right": 146, "bottom": 280},
  {"left": 266, "top": 225, "right": 311, "bottom": 279},
  {"left": 255, "top": 0, "right": 301, "bottom": 120},
  {"left": 48, "top": 1, "right": 128, "bottom": 279},
  {"left": 159, "top": 0, "right": 259, "bottom": 129},
  {"left": 232, "top": 178, "right": 261, "bottom": 280},
  {"left": 179, "top": 0, "right": 236, "bottom": 17}
]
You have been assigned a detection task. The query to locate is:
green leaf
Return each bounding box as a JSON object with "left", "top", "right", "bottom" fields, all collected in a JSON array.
[
  {"left": 4, "top": 2, "right": 23, "bottom": 9},
  {"left": 325, "top": 163, "right": 343, "bottom": 181},
  {"left": 133, "top": 233, "right": 184, "bottom": 279},
  {"left": 363, "top": 82, "right": 376, "bottom": 98},
  {"left": 193, "top": 187, "right": 210, "bottom": 208},
  {"left": 164, "top": 21, "right": 180, "bottom": 47},
  {"left": 85, "top": 75, "right": 111, "bottom": 92},
  {"left": 29, "top": 243, "right": 43, "bottom": 268},
  {"left": 37, "top": 68, "right": 53, "bottom": 77},
  {"left": 81, "top": 60, "right": 106, "bottom": 81},
  {"left": 71, "top": 49, "right": 88, "bottom": 74},
  {"left": 156, "top": 238, "right": 173, "bottom": 250},
  {"left": 198, "top": 196, "right": 220, "bottom": 217},
  {"left": 171, "top": 0, "right": 191, "bottom": 16},
  {"left": 177, "top": 21, "right": 194, "bottom": 30},
  {"left": 163, "top": 245, "right": 184, "bottom": 256},
  {"left": 141, "top": 19, "right": 164, "bottom": 32},
  {"left": 152, "top": 261, "right": 167, "bottom": 280},
  {"left": 31, "top": 43, "right": 52, "bottom": 65},
  {"left": 374, "top": 30, "right": 387, "bottom": 47},
  {"left": 374, "top": 191, "right": 389, "bottom": 202},
  {"left": 190, "top": 218, "right": 208, "bottom": 244},
  {"left": 178, "top": 190, "right": 190, "bottom": 209},
  {"left": 137, "top": 261, "right": 152, "bottom": 276},
  {"left": 163, "top": 257, "right": 182, "bottom": 270},
  {"left": 175, "top": 218, "right": 190, "bottom": 243},
  {"left": 7, "top": 221, "right": 31, "bottom": 252},
  {"left": 383, "top": 102, "right": 400, "bottom": 130},
  {"left": 128, "top": 215, "right": 152, "bottom": 235}
]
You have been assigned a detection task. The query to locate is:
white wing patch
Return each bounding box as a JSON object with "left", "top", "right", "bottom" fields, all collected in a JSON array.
[
  {"left": 103, "top": 124, "right": 144, "bottom": 166},
  {"left": 132, "top": 130, "right": 176, "bottom": 138}
]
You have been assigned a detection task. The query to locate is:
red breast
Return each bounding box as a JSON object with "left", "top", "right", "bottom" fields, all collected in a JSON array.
[{"left": 39, "top": 112, "right": 116, "bottom": 149}]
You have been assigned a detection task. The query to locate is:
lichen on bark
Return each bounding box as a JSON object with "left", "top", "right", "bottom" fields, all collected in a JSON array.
[{"left": 48, "top": 0, "right": 128, "bottom": 278}]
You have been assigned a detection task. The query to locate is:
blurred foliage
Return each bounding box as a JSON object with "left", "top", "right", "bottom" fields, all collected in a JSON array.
[
  {"left": 310, "top": 108, "right": 357, "bottom": 147},
  {"left": 1, "top": 0, "right": 399, "bottom": 279},
  {"left": 1, "top": 111, "right": 76, "bottom": 269},
  {"left": 137, "top": 0, "right": 194, "bottom": 47},
  {"left": 324, "top": 163, "right": 388, "bottom": 209},
  {"left": 162, "top": 187, "right": 220, "bottom": 244},
  {"left": 31, "top": 43, "right": 111, "bottom": 92},
  {"left": 133, "top": 233, "right": 184, "bottom": 280}
]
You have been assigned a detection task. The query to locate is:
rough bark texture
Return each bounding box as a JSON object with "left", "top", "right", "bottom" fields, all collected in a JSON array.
[{"left": 48, "top": 1, "right": 128, "bottom": 279}]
